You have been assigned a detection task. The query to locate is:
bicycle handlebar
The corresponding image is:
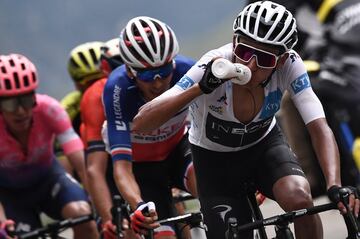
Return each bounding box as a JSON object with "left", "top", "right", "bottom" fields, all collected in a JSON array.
[
  {"left": 235, "top": 202, "right": 337, "bottom": 232},
  {"left": 172, "top": 192, "right": 195, "bottom": 204},
  {"left": 145, "top": 212, "right": 205, "bottom": 238},
  {"left": 18, "top": 214, "right": 94, "bottom": 239},
  {"left": 157, "top": 211, "right": 203, "bottom": 227}
]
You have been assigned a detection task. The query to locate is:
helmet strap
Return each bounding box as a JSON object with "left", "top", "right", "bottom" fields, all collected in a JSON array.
[
  {"left": 259, "top": 68, "right": 276, "bottom": 88},
  {"left": 126, "top": 66, "right": 136, "bottom": 80}
]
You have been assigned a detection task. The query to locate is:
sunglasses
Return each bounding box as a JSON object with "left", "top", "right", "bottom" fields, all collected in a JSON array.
[
  {"left": 0, "top": 94, "right": 36, "bottom": 113},
  {"left": 233, "top": 43, "right": 280, "bottom": 69},
  {"left": 129, "top": 62, "right": 174, "bottom": 82}
]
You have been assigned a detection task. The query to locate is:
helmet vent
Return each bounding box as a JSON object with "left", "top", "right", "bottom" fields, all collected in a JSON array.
[
  {"left": 1, "top": 66, "right": 6, "bottom": 74},
  {"left": 78, "top": 52, "right": 90, "bottom": 69},
  {"left": 138, "top": 21, "right": 155, "bottom": 63},
  {"left": 23, "top": 75, "right": 30, "bottom": 87},
  {"left": 5, "top": 79, "right": 11, "bottom": 90},
  {"left": 69, "top": 58, "right": 79, "bottom": 68},
  {"left": 269, "top": 18, "right": 283, "bottom": 40},
  {"left": 166, "top": 31, "right": 174, "bottom": 62},
  {"left": 141, "top": 45, "right": 152, "bottom": 63},
  {"left": 119, "top": 47, "right": 131, "bottom": 63},
  {"left": 31, "top": 72, "right": 37, "bottom": 84},
  {"left": 147, "top": 25, "right": 157, "bottom": 49},
  {"left": 261, "top": 9, "right": 267, "bottom": 19},
  {"left": 131, "top": 25, "right": 143, "bottom": 44},
  {"left": 89, "top": 48, "right": 99, "bottom": 66},
  {"left": 9, "top": 59, "right": 15, "bottom": 67},
  {"left": 271, "top": 14, "right": 277, "bottom": 22},
  {"left": 21, "top": 63, "right": 26, "bottom": 70},
  {"left": 13, "top": 72, "right": 20, "bottom": 89}
]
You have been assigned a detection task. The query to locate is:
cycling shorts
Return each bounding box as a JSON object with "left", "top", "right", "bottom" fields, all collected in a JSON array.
[
  {"left": 133, "top": 134, "right": 193, "bottom": 234},
  {"left": 0, "top": 159, "right": 89, "bottom": 233},
  {"left": 191, "top": 124, "right": 306, "bottom": 239}
]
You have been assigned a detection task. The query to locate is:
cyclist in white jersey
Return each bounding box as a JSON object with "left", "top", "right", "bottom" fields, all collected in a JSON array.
[{"left": 133, "top": 1, "right": 360, "bottom": 239}]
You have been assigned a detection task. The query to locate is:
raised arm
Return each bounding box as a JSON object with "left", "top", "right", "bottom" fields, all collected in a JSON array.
[{"left": 133, "top": 84, "right": 203, "bottom": 132}]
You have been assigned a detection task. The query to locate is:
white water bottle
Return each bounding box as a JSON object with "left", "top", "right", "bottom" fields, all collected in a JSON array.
[{"left": 211, "top": 58, "right": 251, "bottom": 85}]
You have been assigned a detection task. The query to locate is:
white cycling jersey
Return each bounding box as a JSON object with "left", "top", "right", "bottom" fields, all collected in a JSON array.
[{"left": 158, "top": 43, "right": 325, "bottom": 152}]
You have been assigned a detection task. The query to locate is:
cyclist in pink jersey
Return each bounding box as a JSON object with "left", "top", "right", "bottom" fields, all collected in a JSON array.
[{"left": 0, "top": 54, "right": 98, "bottom": 239}]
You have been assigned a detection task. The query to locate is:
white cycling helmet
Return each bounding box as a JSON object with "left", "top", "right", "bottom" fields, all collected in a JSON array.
[
  {"left": 119, "top": 16, "right": 179, "bottom": 69},
  {"left": 100, "top": 38, "right": 123, "bottom": 75},
  {"left": 233, "top": 1, "right": 298, "bottom": 52}
]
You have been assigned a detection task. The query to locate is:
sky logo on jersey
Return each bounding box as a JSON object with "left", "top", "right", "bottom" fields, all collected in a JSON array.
[
  {"left": 115, "top": 120, "right": 127, "bottom": 131},
  {"left": 290, "top": 73, "right": 310, "bottom": 94},
  {"left": 260, "top": 89, "right": 282, "bottom": 119},
  {"left": 176, "top": 76, "right": 194, "bottom": 90}
]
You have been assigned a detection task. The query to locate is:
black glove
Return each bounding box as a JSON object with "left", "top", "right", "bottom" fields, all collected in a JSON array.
[
  {"left": 198, "top": 60, "right": 224, "bottom": 94},
  {"left": 327, "top": 185, "right": 359, "bottom": 204}
]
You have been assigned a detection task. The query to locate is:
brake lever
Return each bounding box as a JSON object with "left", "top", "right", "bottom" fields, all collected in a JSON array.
[
  {"left": 339, "top": 188, "right": 360, "bottom": 239},
  {"left": 111, "top": 195, "right": 125, "bottom": 239},
  {"left": 141, "top": 206, "right": 154, "bottom": 239}
]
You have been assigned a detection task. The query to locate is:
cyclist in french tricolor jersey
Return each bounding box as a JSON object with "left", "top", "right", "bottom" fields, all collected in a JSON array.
[
  {"left": 102, "top": 16, "right": 197, "bottom": 239},
  {"left": 0, "top": 54, "right": 98, "bottom": 239},
  {"left": 133, "top": 1, "right": 360, "bottom": 239}
]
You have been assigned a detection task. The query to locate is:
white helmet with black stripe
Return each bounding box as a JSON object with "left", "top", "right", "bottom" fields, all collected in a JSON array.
[
  {"left": 233, "top": 1, "right": 298, "bottom": 52},
  {"left": 119, "top": 16, "right": 179, "bottom": 69}
]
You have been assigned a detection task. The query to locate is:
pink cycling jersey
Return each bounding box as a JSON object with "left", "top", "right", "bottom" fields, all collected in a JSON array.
[{"left": 0, "top": 94, "right": 83, "bottom": 188}]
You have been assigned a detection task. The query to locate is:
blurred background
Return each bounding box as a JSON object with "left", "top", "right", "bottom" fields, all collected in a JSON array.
[{"left": 0, "top": 0, "right": 247, "bottom": 100}]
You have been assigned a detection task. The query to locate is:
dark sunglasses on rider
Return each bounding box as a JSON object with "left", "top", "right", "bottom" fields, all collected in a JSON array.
[
  {"left": 233, "top": 43, "right": 280, "bottom": 69},
  {"left": 129, "top": 61, "right": 174, "bottom": 82},
  {"left": 0, "top": 93, "right": 36, "bottom": 113}
]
